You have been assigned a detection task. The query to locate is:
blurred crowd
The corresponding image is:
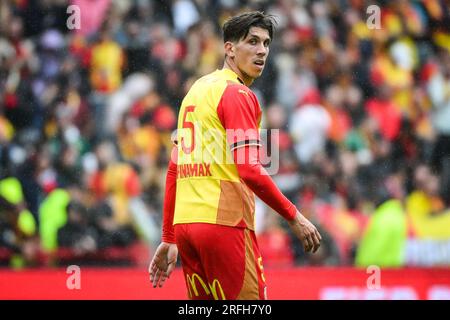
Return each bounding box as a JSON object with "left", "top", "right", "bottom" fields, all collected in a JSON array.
[{"left": 0, "top": 0, "right": 450, "bottom": 269}]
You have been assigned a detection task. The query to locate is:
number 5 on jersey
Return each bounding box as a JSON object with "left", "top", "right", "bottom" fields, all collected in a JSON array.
[{"left": 181, "top": 106, "right": 196, "bottom": 154}]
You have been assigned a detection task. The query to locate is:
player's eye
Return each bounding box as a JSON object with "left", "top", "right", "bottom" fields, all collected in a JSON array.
[{"left": 249, "top": 38, "right": 257, "bottom": 45}]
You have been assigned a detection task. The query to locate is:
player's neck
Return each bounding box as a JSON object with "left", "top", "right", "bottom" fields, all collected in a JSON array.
[{"left": 222, "top": 60, "right": 253, "bottom": 87}]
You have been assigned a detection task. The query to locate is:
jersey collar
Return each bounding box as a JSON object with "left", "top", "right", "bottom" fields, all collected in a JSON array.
[{"left": 219, "top": 68, "right": 245, "bottom": 85}]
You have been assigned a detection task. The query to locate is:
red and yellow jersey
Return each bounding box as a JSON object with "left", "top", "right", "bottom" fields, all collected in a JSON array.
[
  {"left": 174, "top": 68, "right": 262, "bottom": 230},
  {"left": 90, "top": 40, "right": 124, "bottom": 92}
]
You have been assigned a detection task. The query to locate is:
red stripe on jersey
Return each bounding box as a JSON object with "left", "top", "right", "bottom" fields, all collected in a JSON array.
[{"left": 217, "top": 84, "right": 262, "bottom": 149}]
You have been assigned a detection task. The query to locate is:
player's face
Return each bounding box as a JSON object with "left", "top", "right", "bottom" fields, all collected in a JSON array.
[{"left": 231, "top": 27, "right": 271, "bottom": 84}]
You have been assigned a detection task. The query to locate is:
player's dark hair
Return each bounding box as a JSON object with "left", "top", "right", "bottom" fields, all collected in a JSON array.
[{"left": 222, "top": 11, "right": 276, "bottom": 43}]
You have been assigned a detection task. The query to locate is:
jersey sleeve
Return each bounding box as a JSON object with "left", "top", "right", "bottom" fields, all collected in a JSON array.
[
  {"left": 161, "top": 146, "right": 178, "bottom": 244},
  {"left": 217, "top": 84, "right": 262, "bottom": 152},
  {"left": 233, "top": 146, "right": 297, "bottom": 221}
]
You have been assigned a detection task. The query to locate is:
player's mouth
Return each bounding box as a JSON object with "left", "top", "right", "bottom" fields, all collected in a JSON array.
[{"left": 253, "top": 59, "right": 265, "bottom": 70}]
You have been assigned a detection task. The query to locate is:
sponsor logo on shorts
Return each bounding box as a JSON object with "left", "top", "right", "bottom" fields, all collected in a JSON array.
[{"left": 186, "top": 273, "right": 226, "bottom": 300}]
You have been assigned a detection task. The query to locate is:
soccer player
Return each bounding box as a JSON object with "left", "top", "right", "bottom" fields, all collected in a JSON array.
[{"left": 149, "top": 11, "right": 322, "bottom": 300}]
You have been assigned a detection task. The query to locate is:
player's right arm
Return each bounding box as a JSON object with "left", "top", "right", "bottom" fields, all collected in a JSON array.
[{"left": 149, "top": 146, "right": 178, "bottom": 288}]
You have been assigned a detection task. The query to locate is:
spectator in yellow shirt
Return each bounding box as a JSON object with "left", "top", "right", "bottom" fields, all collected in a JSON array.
[{"left": 90, "top": 28, "right": 124, "bottom": 93}]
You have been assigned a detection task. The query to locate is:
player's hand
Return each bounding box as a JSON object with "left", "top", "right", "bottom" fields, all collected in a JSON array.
[
  {"left": 149, "top": 242, "right": 178, "bottom": 288},
  {"left": 288, "top": 211, "right": 322, "bottom": 253}
]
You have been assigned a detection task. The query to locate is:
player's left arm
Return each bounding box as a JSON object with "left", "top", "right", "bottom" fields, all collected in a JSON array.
[
  {"left": 233, "top": 145, "right": 321, "bottom": 253},
  {"left": 218, "top": 85, "right": 321, "bottom": 253}
]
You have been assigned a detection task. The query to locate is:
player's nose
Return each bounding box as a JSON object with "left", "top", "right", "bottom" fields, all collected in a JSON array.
[{"left": 256, "top": 43, "right": 268, "bottom": 56}]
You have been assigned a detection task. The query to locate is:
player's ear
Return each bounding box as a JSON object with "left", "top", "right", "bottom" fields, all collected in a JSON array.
[{"left": 224, "top": 41, "right": 235, "bottom": 58}]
